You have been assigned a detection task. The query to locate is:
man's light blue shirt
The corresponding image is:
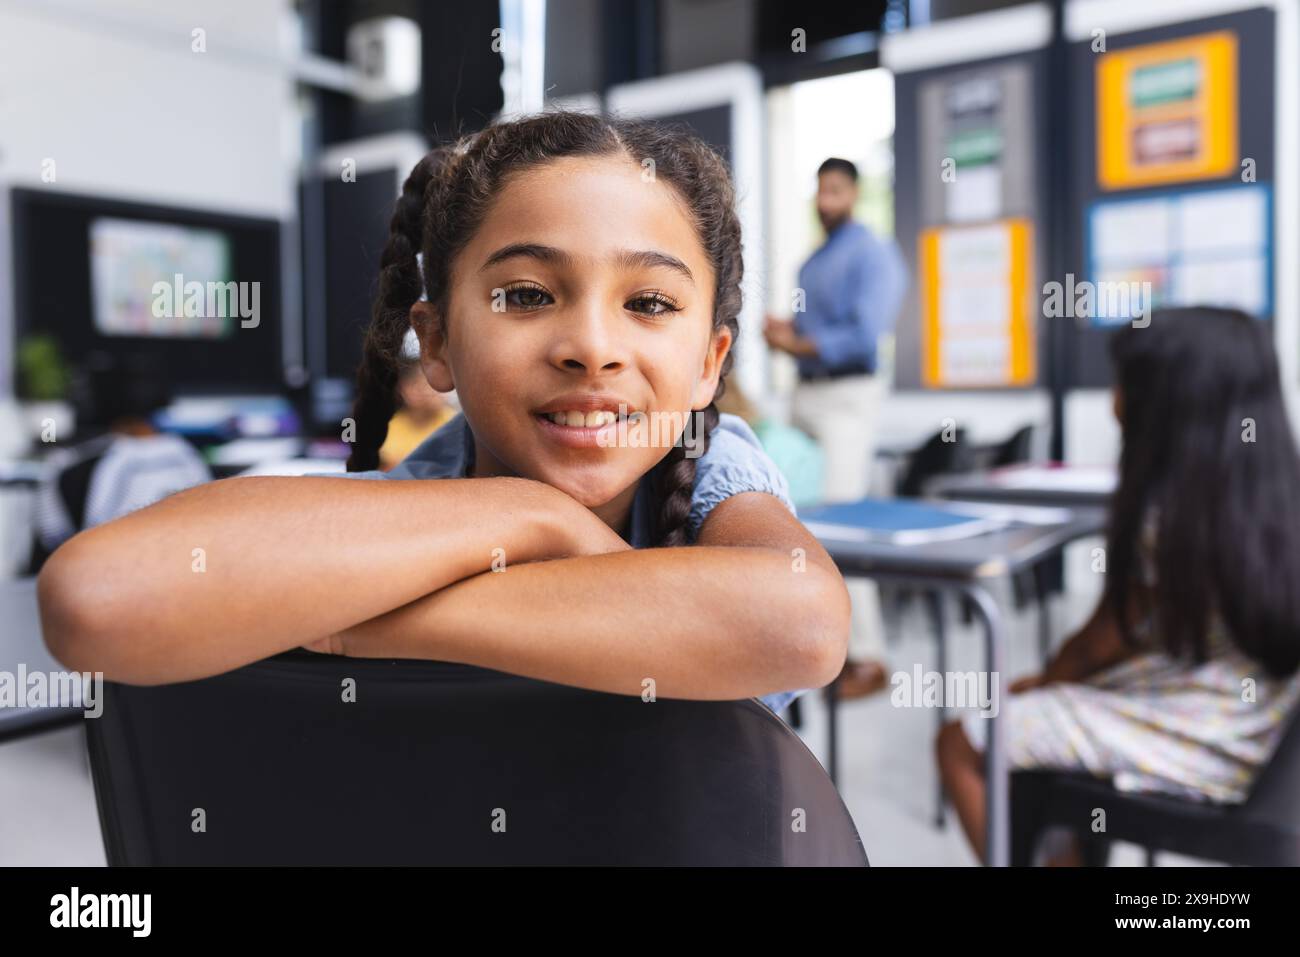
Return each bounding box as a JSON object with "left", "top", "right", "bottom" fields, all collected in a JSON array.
[
  {"left": 316, "top": 411, "right": 812, "bottom": 717},
  {"left": 794, "top": 220, "right": 908, "bottom": 379}
]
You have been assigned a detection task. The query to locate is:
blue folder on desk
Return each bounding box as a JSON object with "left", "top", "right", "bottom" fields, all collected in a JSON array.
[{"left": 798, "top": 498, "right": 1007, "bottom": 546}]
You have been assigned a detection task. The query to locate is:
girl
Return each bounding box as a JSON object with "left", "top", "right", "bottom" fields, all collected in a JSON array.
[
  {"left": 937, "top": 306, "right": 1300, "bottom": 864},
  {"left": 37, "top": 111, "right": 850, "bottom": 717}
]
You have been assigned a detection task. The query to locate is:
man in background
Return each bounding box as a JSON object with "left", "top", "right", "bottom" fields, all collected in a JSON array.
[{"left": 764, "top": 157, "right": 909, "bottom": 699}]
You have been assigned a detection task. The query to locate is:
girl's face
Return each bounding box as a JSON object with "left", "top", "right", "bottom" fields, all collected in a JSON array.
[{"left": 411, "top": 154, "right": 731, "bottom": 526}]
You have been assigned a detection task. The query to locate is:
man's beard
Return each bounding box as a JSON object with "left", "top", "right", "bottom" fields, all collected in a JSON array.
[{"left": 819, "top": 210, "right": 849, "bottom": 233}]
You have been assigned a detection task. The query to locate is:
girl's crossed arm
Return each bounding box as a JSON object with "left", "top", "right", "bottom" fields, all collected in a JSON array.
[
  {"left": 319, "top": 491, "right": 851, "bottom": 700},
  {"left": 37, "top": 475, "right": 622, "bottom": 684},
  {"left": 1011, "top": 591, "right": 1143, "bottom": 692}
]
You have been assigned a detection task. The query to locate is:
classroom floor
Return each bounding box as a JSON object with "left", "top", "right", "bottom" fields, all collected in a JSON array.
[{"left": 0, "top": 549, "right": 1211, "bottom": 866}]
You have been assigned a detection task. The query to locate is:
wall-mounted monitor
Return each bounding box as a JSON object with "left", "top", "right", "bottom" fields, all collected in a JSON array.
[{"left": 10, "top": 188, "right": 284, "bottom": 399}]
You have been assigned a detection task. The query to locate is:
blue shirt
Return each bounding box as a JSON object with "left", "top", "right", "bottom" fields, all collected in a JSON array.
[
  {"left": 316, "top": 411, "right": 811, "bottom": 716},
  {"left": 794, "top": 220, "right": 908, "bottom": 379}
]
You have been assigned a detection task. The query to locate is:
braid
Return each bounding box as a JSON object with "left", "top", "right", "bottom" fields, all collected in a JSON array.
[
  {"left": 653, "top": 403, "right": 721, "bottom": 547},
  {"left": 346, "top": 154, "right": 441, "bottom": 471}
]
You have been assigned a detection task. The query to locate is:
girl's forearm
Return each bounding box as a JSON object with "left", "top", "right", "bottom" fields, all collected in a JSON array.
[
  {"left": 38, "top": 475, "right": 595, "bottom": 684},
  {"left": 335, "top": 546, "right": 849, "bottom": 700},
  {"left": 1042, "top": 597, "right": 1136, "bottom": 684}
]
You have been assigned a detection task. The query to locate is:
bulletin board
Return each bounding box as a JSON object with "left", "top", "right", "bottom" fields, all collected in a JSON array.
[
  {"left": 1085, "top": 182, "right": 1272, "bottom": 325},
  {"left": 892, "top": 50, "right": 1050, "bottom": 391},
  {"left": 1061, "top": 7, "right": 1275, "bottom": 388},
  {"left": 919, "top": 218, "right": 1036, "bottom": 386},
  {"left": 1096, "top": 31, "right": 1239, "bottom": 191}
]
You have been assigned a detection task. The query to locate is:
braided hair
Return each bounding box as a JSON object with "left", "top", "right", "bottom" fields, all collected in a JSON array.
[{"left": 346, "top": 111, "right": 745, "bottom": 547}]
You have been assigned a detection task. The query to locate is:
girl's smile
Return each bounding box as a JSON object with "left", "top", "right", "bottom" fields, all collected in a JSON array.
[{"left": 531, "top": 392, "right": 642, "bottom": 449}]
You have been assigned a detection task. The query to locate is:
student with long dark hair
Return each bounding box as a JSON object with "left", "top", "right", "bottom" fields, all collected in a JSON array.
[
  {"left": 36, "top": 111, "right": 849, "bottom": 717},
  {"left": 937, "top": 307, "right": 1300, "bottom": 864}
]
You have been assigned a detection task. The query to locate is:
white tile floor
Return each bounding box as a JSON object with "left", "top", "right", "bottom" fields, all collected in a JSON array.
[
  {"left": 1, "top": 723, "right": 106, "bottom": 866},
  {"left": 0, "top": 565, "right": 1204, "bottom": 866}
]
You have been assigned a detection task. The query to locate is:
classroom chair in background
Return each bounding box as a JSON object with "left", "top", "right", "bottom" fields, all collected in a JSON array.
[
  {"left": 84, "top": 652, "right": 869, "bottom": 866},
  {"left": 1010, "top": 708, "right": 1300, "bottom": 866},
  {"left": 893, "top": 426, "right": 975, "bottom": 499}
]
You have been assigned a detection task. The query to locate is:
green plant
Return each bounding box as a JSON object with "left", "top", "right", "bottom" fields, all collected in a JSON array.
[{"left": 16, "top": 334, "right": 71, "bottom": 401}]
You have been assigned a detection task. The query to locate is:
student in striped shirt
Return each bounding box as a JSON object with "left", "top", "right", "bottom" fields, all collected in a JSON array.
[{"left": 29, "top": 353, "right": 209, "bottom": 573}]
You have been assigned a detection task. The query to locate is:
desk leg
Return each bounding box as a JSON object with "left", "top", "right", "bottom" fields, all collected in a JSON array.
[
  {"left": 963, "top": 584, "right": 1009, "bottom": 867},
  {"left": 925, "top": 590, "right": 947, "bottom": 828}
]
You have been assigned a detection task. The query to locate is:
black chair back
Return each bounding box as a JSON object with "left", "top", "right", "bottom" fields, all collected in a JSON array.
[
  {"left": 85, "top": 652, "right": 868, "bottom": 866},
  {"left": 895, "top": 427, "right": 974, "bottom": 498},
  {"left": 1011, "top": 706, "right": 1300, "bottom": 866},
  {"left": 986, "top": 425, "right": 1035, "bottom": 469}
]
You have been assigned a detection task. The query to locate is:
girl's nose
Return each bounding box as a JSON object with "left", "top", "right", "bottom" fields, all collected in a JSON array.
[{"left": 546, "top": 300, "right": 630, "bottom": 374}]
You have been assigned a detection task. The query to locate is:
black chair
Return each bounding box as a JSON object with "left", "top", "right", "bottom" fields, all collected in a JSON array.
[
  {"left": 981, "top": 424, "right": 1035, "bottom": 470},
  {"left": 894, "top": 427, "right": 975, "bottom": 499},
  {"left": 1010, "top": 709, "right": 1300, "bottom": 866},
  {"left": 85, "top": 651, "right": 868, "bottom": 866}
]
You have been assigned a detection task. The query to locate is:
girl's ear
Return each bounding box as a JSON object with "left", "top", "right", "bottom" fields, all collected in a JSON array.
[
  {"left": 692, "top": 326, "right": 733, "bottom": 411},
  {"left": 410, "top": 301, "right": 456, "bottom": 392}
]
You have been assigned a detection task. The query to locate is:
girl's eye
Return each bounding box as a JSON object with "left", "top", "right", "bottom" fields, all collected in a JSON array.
[
  {"left": 503, "top": 285, "right": 552, "bottom": 310},
  {"left": 627, "top": 292, "right": 681, "bottom": 316}
]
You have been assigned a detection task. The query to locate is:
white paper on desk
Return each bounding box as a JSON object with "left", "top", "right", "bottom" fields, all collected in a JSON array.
[
  {"left": 988, "top": 466, "right": 1116, "bottom": 493},
  {"left": 939, "top": 500, "right": 1074, "bottom": 526},
  {"left": 803, "top": 515, "right": 1006, "bottom": 547}
]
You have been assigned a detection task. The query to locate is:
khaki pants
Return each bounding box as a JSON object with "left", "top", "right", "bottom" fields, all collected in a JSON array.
[{"left": 791, "top": 374, "right": 887, "bottom": 660}]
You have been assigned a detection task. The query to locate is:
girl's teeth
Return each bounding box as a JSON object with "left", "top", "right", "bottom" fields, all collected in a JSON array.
[{"left": 546, "top": 411, "right": 618, "bottom": 427}]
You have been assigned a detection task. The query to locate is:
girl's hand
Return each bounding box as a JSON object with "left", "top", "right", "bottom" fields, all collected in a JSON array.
[
  {"left": 535, "top": 484, "right": 634, "bottom": 559},
  {"left": 1009, "top": 673, "right": 1049, "bottom": 694},
  {"left": 300, "top": 633, "right": 344, "bottom": 655},
  {"left": 296, "top": 489, "right": 629, "bottom": 661}
]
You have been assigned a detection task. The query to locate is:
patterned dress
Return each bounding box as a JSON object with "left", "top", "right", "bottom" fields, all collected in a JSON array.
[{"left": 962, "top": 513, "right": 1300, "bottom": 803}]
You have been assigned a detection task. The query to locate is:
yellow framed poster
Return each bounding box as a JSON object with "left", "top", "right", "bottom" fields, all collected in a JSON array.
[
  {"left": 1096, "top": 31, "right": 1238, "bottom": 190},
  {"left": 919, "top": 219, "right": 1035, "bottom": 388}
]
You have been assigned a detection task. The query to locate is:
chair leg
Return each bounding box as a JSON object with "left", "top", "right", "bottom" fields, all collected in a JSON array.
[
  {"left": 1079, "top": 832, "right": 1112, "bottom": 867},
  {"left": 1010, "top": 773, "right": 1051, "bottom": 866},
  {"left": 1033, "top": 561, "right": 1052, "bottom": 664}
]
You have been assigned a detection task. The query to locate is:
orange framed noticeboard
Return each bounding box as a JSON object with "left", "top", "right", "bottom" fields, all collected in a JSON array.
[
  {"left": 919, "top": 219, "right": 1035, "bottom": 388},
  {"left": 1096, "top": 31, "right": 1238, "bottom": 190}
]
